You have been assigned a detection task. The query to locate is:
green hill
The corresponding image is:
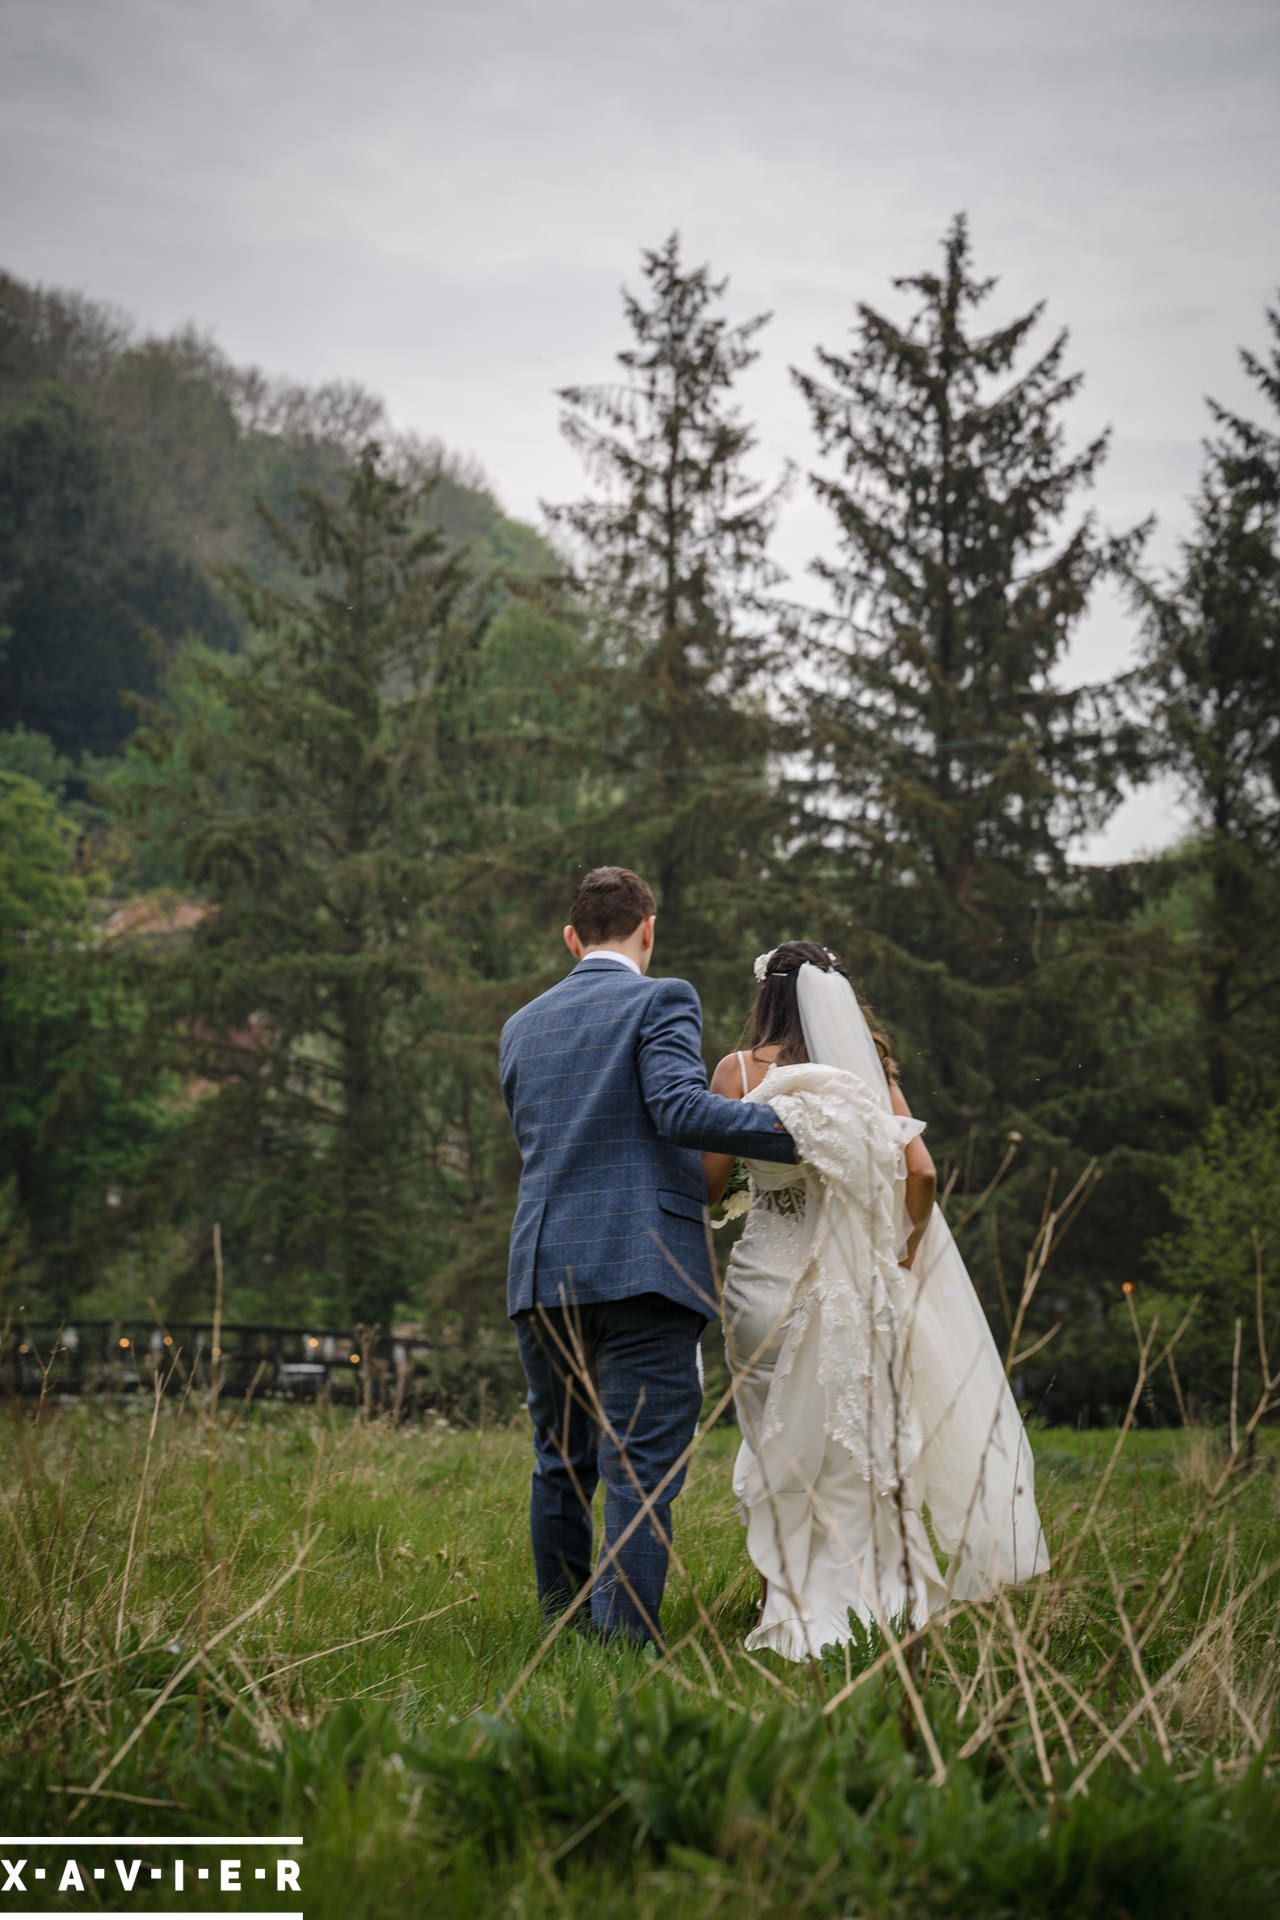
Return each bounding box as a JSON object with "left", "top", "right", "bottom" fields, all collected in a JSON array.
[{"left": 0, "top": 268, "right": 557, "bottom": 761}]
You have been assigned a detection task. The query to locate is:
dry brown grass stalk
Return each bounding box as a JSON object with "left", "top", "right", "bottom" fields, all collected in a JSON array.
[
  {"left": 115, "top": 1355, "right": 179, "bottom": 1651},
  {"left": 65, "top": 1522, "right": 324, "bottom": 1821},
  {"left": 1064, "top": 1552, "right": 1280, "bottom": 1799}
]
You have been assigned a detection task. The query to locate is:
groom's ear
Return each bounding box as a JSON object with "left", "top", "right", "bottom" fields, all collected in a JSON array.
[{"left": 564, "top": 923, "right": 585, "bottom": 961}]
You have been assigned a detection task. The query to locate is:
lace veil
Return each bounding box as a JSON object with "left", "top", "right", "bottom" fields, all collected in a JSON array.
[{"left": 784, "top": 957, "right": 1050, "bottom": 1595}]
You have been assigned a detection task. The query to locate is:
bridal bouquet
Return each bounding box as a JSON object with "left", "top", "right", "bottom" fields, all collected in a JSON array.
[{"left": 711, "top": 1159, "right": 752, "bottom": 1230}]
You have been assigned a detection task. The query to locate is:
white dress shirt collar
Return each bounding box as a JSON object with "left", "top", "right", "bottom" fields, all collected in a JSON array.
[{"left": 583, "top": 949, "right": 642, "bottom": 975}]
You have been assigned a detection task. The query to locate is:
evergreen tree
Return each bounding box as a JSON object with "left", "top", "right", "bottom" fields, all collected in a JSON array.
[
  {"left": 409, "top": 582, "right": 602, "bottom": 1325},
  {"left": 791, "top": 215, "right": 1147, "bottom": 1144},
  {"left": 545, "top": 233, "right": 792, "bottom": 1021},
  {"left": 1130, "top": 298, "right": 1280, "bottom": 1108},
  {"left": 121, "top": 446, "right": 484, "bottom": 1327}
]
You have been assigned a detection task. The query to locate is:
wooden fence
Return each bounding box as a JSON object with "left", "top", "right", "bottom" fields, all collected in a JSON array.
[{"left": 0, "top": 1318, "right": 526, "bottom": 1420}]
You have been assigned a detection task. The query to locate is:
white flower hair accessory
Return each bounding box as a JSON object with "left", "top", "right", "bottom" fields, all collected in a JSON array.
[{"left": 754, "top": 945, "right": 842, "bottom": 983}]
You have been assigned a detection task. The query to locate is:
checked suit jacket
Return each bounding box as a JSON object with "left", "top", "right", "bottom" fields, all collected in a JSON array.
[{"left": 499, "top": 954, "right": 798, "bottom": 1322}]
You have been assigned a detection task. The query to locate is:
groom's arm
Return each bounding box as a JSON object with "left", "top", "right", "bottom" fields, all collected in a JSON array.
[
  {"left": 498, "top": 1018, "right": 518, "bottom": 1126},
  {"left": 636, "top": 978, "right": 797, "bottom": 1163}
]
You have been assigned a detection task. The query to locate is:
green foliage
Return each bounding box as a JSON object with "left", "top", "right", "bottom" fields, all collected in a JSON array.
[
  {"left": 0, "top": 768, "right": 81, "bottom": 925},
  {"left": 93, "top": 640, "right": 240, "bottom": 889},
  {"left": 1149, "top": 1104, "right": 1280, "bottom": 1416},
  {"left": 0, "top": 772, "right": 168, "bottom": 1304},
  {"left": 417, "top": 1689, "right": 1280, "bottom": 1918},
  {"left": 0, "top": 722, "right": 72, "bottom": 793}
]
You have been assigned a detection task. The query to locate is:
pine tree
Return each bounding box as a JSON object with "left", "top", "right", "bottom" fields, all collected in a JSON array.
[
  {"left": 545, "top": 233, "right": 792, "bottom": 1018},
  {"left": 791, "top": 215, "right": 1147, "bottom": 1149},
  {"left": 122, "top": 446, "right": 483, "bottom": 1327},
  {"left": 1131, "top": 297, "right": 1280, "bottom": 1107}
]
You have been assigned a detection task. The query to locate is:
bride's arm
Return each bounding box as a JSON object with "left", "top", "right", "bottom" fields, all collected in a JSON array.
[
  {"left": 889, "top": 1078, "right": 936, "bottom": 1267},
  {"left": 702, "top": 1055, "right": 746, "bottom": 1205}
]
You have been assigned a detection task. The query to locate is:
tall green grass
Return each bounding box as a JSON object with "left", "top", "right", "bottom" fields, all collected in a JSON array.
[{"left": 1, "top": 1395, "right": 1277, "bottom": 1916}]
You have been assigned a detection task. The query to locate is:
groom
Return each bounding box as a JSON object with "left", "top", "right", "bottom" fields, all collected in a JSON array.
[{"left": 499, "top": 866, "right": 797, "bottom": 1645}]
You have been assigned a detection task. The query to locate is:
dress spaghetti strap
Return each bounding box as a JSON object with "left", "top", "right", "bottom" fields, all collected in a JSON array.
[{"left": 736, "top": 1049, "right": 750, "bottom": 1097}]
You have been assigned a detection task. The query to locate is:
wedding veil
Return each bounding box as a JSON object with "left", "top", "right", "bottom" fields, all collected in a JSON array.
[
  {"left": 794, "top": 961, "right": 891, "bottom": 1097},
  {"left": 792, "top": 957, "right": 1050, "bottom": 1597}
]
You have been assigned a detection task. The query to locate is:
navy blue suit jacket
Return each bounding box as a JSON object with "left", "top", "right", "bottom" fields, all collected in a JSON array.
[{"left": 499, "top": 956, "right": 797, "bottom": 1320}]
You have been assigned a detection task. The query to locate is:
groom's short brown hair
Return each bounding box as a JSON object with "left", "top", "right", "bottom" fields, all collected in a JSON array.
[{"left": 569, "top": 867, "right": 656, "bottom": 945}]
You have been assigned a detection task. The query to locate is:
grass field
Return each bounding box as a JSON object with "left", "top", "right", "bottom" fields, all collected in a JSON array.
[{"left": 2, "top": 1386, "right": 1278, "bottom": 1918}]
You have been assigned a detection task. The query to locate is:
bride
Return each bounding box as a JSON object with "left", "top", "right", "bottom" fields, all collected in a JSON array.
[{"left": 703, "top": 941, "right": 1050, "bottom": 1661}]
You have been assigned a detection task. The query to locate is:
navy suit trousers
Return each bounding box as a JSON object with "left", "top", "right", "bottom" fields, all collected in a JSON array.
[{"left": 514, "top": 1291, "right": 704, "bottom": 1645}]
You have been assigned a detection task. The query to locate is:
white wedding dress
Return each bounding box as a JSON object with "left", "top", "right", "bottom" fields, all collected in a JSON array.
[{"left": 722, "top": 966, "right": 1050, "bottom": 1661}]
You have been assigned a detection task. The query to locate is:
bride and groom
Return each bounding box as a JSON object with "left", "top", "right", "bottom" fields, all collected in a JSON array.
[{"left": 499, "top": 866, "right": 1049, "bottom": 1658}]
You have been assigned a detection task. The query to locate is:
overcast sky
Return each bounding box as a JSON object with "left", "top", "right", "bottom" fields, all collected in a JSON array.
[{"left": 3, "top": 0, "right": 1278, "bottom": 858}]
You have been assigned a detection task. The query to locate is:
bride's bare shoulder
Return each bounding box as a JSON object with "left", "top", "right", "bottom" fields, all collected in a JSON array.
[
  {"left": 709, "top": 1053, "right": 745, "bottom": 1096},
  {"left": 710, "top": 1046, "right": 780, "bottom": 1097}
]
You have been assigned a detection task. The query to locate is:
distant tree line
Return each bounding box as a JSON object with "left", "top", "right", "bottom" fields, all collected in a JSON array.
[{"left": 0, "top": 229, "right": 1276, "bottom": 1423}]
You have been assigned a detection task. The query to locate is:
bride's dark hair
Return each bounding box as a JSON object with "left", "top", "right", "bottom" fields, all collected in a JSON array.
[{"left": 739, "top": 939, "right": 899, "bottom": 1081}]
